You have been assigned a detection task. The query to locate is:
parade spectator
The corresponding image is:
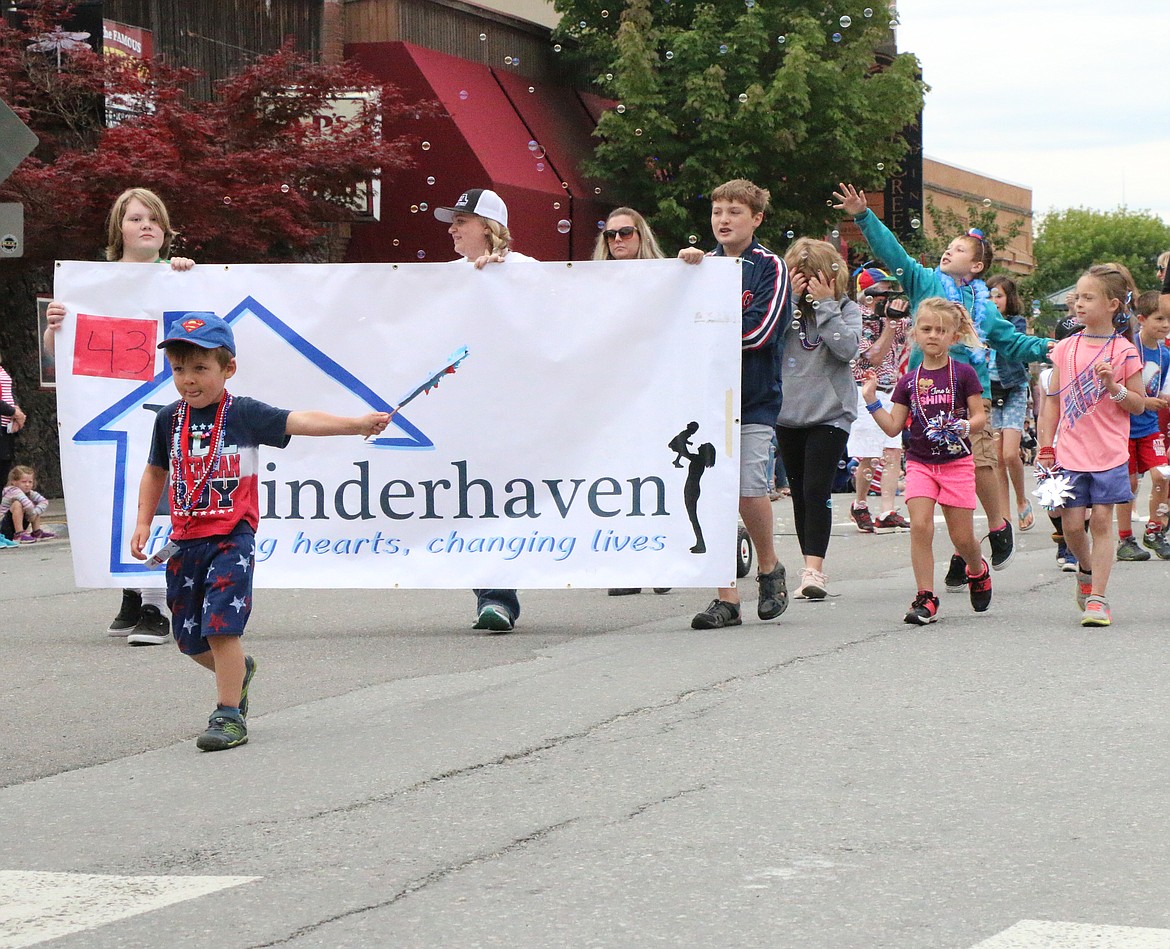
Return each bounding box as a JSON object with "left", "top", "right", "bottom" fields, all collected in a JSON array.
[
  {"left": 833, "top": 182, "right": 1053, "bottom": 593},
  {"left": 0, "top": 353, "right": 22, "bottom": 479},
  {"left": 862, "top": 299, "right": 990, "bottom": 625},
  {"left": 1037, "top": 266, "right": 1144, "bottom": 626},
  {"left": 44, "top": 187, "right": 195, "bottom": 644},
  {"left": 433, "top": 188, "right": 535, "bottom": 632},
  {"left": 679, "top": 179, "right": 790, "bottom": 629},
  {"left": 846, "top": 267, "right": 910, "bottom": 533},
  {"left": 985, "top": 275, "right": 1036, "bottom": 532},
  {"left": 2, "top": 465, "right": 55, "bottom": 544},
  {"left": 130, "top": 313, "right": 390, "bottom": 751},
  {"left": 774, "top": 238, "right": 863, "bottom": 598}
]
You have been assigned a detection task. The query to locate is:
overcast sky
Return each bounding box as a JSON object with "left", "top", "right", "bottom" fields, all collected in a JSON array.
[{"left": 893, "top": 0, "right": 1170, "bottom": 224}]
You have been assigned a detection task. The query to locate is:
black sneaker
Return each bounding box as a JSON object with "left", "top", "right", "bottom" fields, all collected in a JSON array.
[
  {"left": 756, "top": 563, "right": 789, "bottom": 620},
  {"left": 904, "top": 591, "right": 939, "bottom": 625},
  {"left": 196, "top": 708, "right": 248, "bottom": 751},
  {"left": 652, "top": 588, "right": 672, "bottom": 594},
  {"left": 967, "top": 559, "right": 992, "bottom": 612},
  {"left": 944, "top": 554, "right": 967, "bottom": 592},
  {"left": 691, "top": 599, "right": 742, "bottom": 629},
  {"left": 988, "top": 521, "right": 1014, "bottom": 570},
  {"left": 473, "top": 604, "right": 514, "bottom": 633},
  {"left": 1143, "top": 528, "right": 1170, "bottom": 561},
  {"left": 107, "top": 588, "right": 142, "bottom": 636},
  {"left": 607, "top": 588, "right": 643, "bottom": 596},
  {"left": 127, "top": 604, "right": 171, "bottom": 646},
  {"left": 239, "top": 655, "right": 257, "bottom": 719}
]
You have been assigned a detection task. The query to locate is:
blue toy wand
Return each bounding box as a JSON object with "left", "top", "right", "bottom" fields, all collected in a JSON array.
[{"left": 365, "top": 345, "right": 470, "bottom": 442}]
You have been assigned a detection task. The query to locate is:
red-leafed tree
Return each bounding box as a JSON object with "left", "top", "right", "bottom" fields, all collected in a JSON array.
[{"left": 0, "top": 0, "right": 430, "bottom": 491}]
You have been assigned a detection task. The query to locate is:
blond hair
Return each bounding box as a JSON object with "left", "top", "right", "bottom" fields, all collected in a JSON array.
[
  {"left": 6, "top": 464, "right": 35, "bottom": 486},
  {"left": 591, "top": 208, "right": 666, "bottom": 261},
  {"left": 784, "top": 237, "right": 849, "bottom": 299},
  {"left": 710, "top": 179, "right": 770, "bottom": 215},
  {"left": 105, "top": 187, "right": 175, "bottom": 261},
  {"left": 915, "top": 297, "right": 984, "bottom": 350}
]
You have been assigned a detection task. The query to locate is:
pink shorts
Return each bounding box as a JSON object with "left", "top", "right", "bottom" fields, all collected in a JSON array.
[{"left": 905, "top": 456, "right": 977, "bottom": 509}]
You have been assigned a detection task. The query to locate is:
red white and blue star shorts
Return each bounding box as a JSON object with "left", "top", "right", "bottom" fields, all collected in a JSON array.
[{"left": 165, "top": 529, "right": 255, "bottom": 656}]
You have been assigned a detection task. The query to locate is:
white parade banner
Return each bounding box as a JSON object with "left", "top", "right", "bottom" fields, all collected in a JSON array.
[{"left": 54, "top": 258, "right": 743, "bottom": 590}]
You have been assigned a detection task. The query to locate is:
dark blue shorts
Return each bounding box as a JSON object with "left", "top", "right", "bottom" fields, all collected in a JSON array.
[
  {"left": 165, "top": 530, "right": 255, "bottom": 656},
  {"left": 1059, "top": 463, "right": 1133, "bottom": 510}
]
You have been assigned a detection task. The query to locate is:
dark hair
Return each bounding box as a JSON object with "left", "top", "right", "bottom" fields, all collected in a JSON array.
[
  {"left": 986, "top": 274, "right": 1023, "bottom": 316},
  {"left": 163, "top": 340, "right": 233, "bottom": 368},
  {"left": 1136, "top": 290, "right": 1161, "bottom": 318}
]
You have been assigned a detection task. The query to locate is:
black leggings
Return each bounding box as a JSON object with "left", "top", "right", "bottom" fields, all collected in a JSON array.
[{"left": 775, "top": 424, "right": 851, "bottom": 559}]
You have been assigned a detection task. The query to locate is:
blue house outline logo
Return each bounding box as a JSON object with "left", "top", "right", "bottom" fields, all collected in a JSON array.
[{"left": 73, "top": 296, "right": 435, "bottom": 577}]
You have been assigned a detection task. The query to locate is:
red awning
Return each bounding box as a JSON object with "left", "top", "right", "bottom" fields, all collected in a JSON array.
[{"left": 345, "top": 42, "right": 613, "bottom": 262}]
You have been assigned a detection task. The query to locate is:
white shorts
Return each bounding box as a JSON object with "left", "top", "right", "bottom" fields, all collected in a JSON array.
[{"left": 846, "top": 387, "right": 903, "bottom": 458}]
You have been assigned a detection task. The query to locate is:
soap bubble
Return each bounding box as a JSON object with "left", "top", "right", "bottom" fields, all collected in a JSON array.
[
  {"left": 791, "top": 320, "right": 801, "bottom": 330},
  {"left": 832, "top": 32, "right": 842, "bottom": 43},
  {"left": 417, "top": 250, "right": 426, "bottom": 259},
  {"left": 777, "top": 35, "right": 786, "bottom": 44},
  {"left": 634, "top": 128, "right": 643, "bottom": 136},
  {"left": 665, "top": 50, "right": 674, "bottom": 59},
  {"left": 223, "top": 196, "right": 231, "bottom": 205},
  {"left": 876, "top": 162, "right": 885, "bottom": 170},
  {"left": 785, "top": 230, "right": 795, "bottom": 239},
  {"left": 279, "top": 184, "right": 289, "bottom": 194},
  {"left": 688, "top": 234, "right": 698, "bottom": 245},
  {"left": 738, "top": 92, "right": 748, "bottom": 103},
  {"left": 594, "top": 187, "right": 602, "bottom": 195},
  {"left": 536, "top": 162, "right": 545, "bottom": 171},
  {"left": 421, "top": 141, "right": 431, "bottom": 151},
  {"left": 392, "top": 239, "right": 400, "bottom": 247},
  {"left": 597, "top": 220, "right": 606, "bottom": 229},
  {"left": 605, "top": 72, "right": 613, "bottom": 81},
  {"left": 601, "top": 9, "right": 609, "bottom": 17},
  {"left": 553, "top": 43, "right": 562, "bottom": 52},
  {"left": 458, "top": 89, "right": 469, "bottom": 100},
  {"left": 419, "top": 202, "right": 428, "bottom": 211},
  {"left": 616, "top": 103, "right": 626, "bottom": 114},
  {"left": 579, "top": 20, "right": 586, "bottom": 28},
  {"left": 864, "top": 7, "right": 873, "bottom": 16},
  {"left": 982, "top": 197, "right": 992, "bottom": 207},
  {"left": 840, "top": 15, "right": 852, "bottom": 27},
  {"left": 895, "top": 268, "right": 904, "bottom": 275},
  {"left": 479, "top": 33, "right": 486, "bottom": 41},
  {"left": 719, "top": 44, "right": 728, "bottom": 54},
  {"left": 746, "top": 0, "right": 755, "bottom": 7},
  {"left": 504, "top": 56, "right": 514, "bottom": 65},
  {"left": 798, "top": 332, "right": 807, "bottom": 340},
  {"left": 410, "top": 204, "right": 419, "bottom": 213},
  {"left": 557, "top": 219, "right": 572, "bottom": 234},
  {"left": 833, "top": 332, "right": 841, "bottom": 340},
  {"left": 528, "top": 140, "right": 547, "bottom": 159},
  {"left": 831, "top": 229, "right": 839, "bottom": 239},
  {"left": 528, "top": 86, "right": 534, "bottom": 93},
  {"left": 831, "top": 262, "right": 840, "bottom": 271},
  {"left": 553, "top": 201, "right": 561, "bottom": 210},
  {"left": 426, "top": 176, "right": 435, "bottom": 185},
  {"left": 910, "top": 217, "right": 921, "bottom": 229},
  {"left": 562, "top": 181, "right": 569, "bottom": 189}
]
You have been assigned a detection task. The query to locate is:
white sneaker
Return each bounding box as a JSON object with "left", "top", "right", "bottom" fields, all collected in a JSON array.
[{"left": 796, "top": 567, "right": 827, "bottom": 600}]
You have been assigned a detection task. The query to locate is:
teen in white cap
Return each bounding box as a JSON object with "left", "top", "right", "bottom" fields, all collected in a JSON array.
[
  {"left": 433, "top": 188, "right": 536, "bottom": 631},
  {"left": 434, "top": 188, "right": 536, "bottom": 269}
]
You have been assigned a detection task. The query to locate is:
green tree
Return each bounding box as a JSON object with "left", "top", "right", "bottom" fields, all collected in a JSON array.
[
  {"left": 1029, "top": 207, "right": 1170, "bottom": 299},
  {"left": 552, "top": 0, "right": 925, "bottom": 250}
]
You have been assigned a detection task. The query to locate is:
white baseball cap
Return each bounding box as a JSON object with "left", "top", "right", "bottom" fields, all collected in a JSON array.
[{"left": 434, "top": 188, "right": 508, "bottom": 227}]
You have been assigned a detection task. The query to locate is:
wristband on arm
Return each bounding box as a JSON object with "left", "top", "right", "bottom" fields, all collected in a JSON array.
[{"left": 865, "top": 399, "right": 883, "bottom": 414}]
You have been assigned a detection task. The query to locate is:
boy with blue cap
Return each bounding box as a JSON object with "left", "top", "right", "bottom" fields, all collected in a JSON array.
[{"left": 131, "top": 312, "right": 391, "bottom": 751}]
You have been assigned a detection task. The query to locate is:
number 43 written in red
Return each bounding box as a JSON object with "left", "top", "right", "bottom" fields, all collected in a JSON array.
[{"left": 72, "top": 314, "right": 158, "bottom": 382}]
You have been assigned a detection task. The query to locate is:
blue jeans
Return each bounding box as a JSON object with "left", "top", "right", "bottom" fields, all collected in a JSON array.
[{"left": 474, "top": 589, "right": 520, "bottom": 619}]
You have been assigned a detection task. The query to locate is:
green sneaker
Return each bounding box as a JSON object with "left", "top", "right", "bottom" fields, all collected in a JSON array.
[
  {"left": 196, "top": 708, "right": 248, "bottom": 751},
  {"left": 1117, "top": 536, "right": 1151, "bottom": 561},
  {"left": 239, "top": 656, "right": 257, "bottom": 719},
  {"left": 1143, "top": 528, "right": 1170, "bottom": 561}
]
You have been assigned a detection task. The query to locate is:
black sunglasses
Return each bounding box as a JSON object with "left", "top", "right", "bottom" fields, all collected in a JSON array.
[{"left": 604, "top": 226, "right": 637, "bottom": 240}]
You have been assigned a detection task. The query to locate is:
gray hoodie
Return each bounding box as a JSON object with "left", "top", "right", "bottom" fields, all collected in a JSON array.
[{"left": 775, "top": 296, "right": 863, "bottom": 431}]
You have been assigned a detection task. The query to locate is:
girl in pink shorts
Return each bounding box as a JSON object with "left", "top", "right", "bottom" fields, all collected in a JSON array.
[{"left": 862, "top": 298, "right": 989, "bottom": 625}]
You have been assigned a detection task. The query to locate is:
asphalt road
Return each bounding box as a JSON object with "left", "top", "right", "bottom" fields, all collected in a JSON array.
[{"left": 3, "top": 494, "right": 1170, "bottom": 949}]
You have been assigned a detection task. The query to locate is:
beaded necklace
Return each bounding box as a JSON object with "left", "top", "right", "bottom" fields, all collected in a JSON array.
[
  {"left": 1058, "top": 333, "right": 1116, "bottom": 415},
  {"left": 170, "top": 392, "right": 233, "bottom": 515},
  {"left": 910, "top": 357, "right": 969, "bottom": 456},
  {"left": 797, "top": 303, "right": 822, "bottom": 350}
]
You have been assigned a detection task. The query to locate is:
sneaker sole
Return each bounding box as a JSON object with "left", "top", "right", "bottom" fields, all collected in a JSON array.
[
  {"left": 473, "top": 611, "right": 514, "bottom": 633},
  {"left": 127, "top": 633, "right": 171, "bottom": 646},
  {"left": 107, "top": 626, "right": 135, "bottom": 637},
  {"left": 196, "top": 734, "right": 249, "bottom": 751},
  {"left": 690, "top": 614, "right": 743, "bottom": 630},
  {"left": 1117, "top": 553, "right": 1151, "bottom": 561},
  {"left": 1080, "top": 613, "right": 1111, "bottom": 627},
  {"left": 990, "top": 549, "right": 1014, "bottom": 571},
  {"left": 903, "top": 612, "right": 938, "bottom": 625},
  {"left": 1060, "top": 562, "right": 1078, "bottom": 573}
]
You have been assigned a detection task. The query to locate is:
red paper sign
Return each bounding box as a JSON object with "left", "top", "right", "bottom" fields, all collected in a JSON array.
[{"left": 73, "top": 314, "right": 158, "bottom": 381}]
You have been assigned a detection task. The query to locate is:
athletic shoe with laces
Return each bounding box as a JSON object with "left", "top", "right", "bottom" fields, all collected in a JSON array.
[
  {"left": 849, "top": 502, "right": 875, "bottom": 534},
  {"left": 691, "top": 599, "right": 742, "bottom": 629},
  {"left": 30, "top": 528, "right": 57, "bottom": 540},
  {"left": 652, "top": 588, "right": 672, "bottom": 594},
  {"left": 988, "top": 521, "right": 1014, "bottom": 570},
  {"left": 1080, "top": 595, "right": 1112, "bottom": 627},
  {"left": 1075, "top": 569, "right": 1093, "bottom": 611},
  {"left": 756, "top": 563, "right": 789, "bottom": 619},
  {"left": 239, "top": 655, "right": 257, "bottom": 719},
  {"left": 1142, "top": 528, "right": 1170, "bottom": 561},
  {"left": 1117, "top": 535, "right": 1151, "bottom": 561},
  {"left": 1057, "top": 541, "right": 1077, "bottom": 572},
  {"left": 107, "top": 588, "right": 143, "bottom": 636},
  {"left": 16, "top": 532, "right": 37, "bottom": 544},
  {"left": 966, "top": 559, "right": 992, "bottom": 612},
  {"left": 873, "top": 511, "right": 911, "bottom": 533},
  {"left": 473, "top": 604, "right": 514, "bottom": 633},
  {"left": 944, "top": 554, "right": 968, "bottom": 592},
  {"left": 904, "top": 591, "right": 939, "bottom": 625},
  {"left": 127, "top": 604, "right": 171, "bottom": 646},
  {"left": 797, "top": 567, "right": 828, "bottom": 600},
  {"left": 196, "top": 708, "right": 248, "bottom": 751},
  {"left": 607, "top": 588, "right": 643, "bottom": 596},
  {"left": 0, "top": 536, "right": 18, "bottom": 549}
]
